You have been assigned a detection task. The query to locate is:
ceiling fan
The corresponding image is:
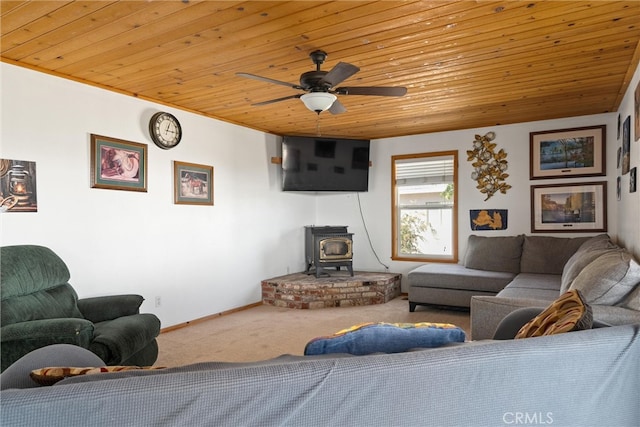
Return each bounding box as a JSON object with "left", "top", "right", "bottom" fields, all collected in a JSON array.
[{"left": 236, "top": 50, "right": 407, "bottom": 115}]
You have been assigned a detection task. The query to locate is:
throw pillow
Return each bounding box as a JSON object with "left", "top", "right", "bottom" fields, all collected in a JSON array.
[
  {"left": 560, "top": 234, "right": 619, "bottom": 293},
  {"left": 464, "top": 235, "right": 524, "bottom": 274},
  {"left": 30, "top": 365, "right": 165, "bottom": 386},
  {"left": 569, "top": 250, "right": 640, "bottom": 305},
  {"left": 304, "top": 322, "right": 466, "bottom": 356},
  {"left": 515, "top": 290, "right": 592, "bottom": 339}
]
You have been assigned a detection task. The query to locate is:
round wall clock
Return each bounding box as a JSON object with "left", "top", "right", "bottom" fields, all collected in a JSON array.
[{"left": 149, "top": 112, "right": 182, "bottom": 149}]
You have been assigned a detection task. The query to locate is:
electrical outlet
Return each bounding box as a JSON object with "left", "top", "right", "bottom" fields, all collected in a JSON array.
[{"left": 155, "top": 296, "right": 161, "bottom": 308}]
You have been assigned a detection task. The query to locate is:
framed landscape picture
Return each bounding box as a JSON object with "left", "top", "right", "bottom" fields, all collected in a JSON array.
[
  {"left": 173, "top": 161, "right": 214, "bottom": 205},
  {"left": 529, "top": 125, "right": 605, "bottom": 179},
  {"left": 90, "top": 134, "right": 147, "bottom": 192},
  {"left": 531, "top": 181, "right": 607, "bottom": 233}
]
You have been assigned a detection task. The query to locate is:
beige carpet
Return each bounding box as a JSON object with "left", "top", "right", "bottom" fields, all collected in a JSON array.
[{"left": 155, "top": 296, "right": 470, "bottom": 367}]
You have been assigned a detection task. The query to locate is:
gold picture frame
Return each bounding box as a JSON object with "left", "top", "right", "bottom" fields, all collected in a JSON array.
[
  {"left": 173, "top": 161, "right": 214, "bottom": 205},
  {"left": 90, "top": 134, "right": 147, "bottom": 192}
]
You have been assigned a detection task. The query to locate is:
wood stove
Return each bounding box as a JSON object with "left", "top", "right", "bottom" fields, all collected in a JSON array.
[{"left": 305, "top": 226, "right": 353, "bottom": 277}]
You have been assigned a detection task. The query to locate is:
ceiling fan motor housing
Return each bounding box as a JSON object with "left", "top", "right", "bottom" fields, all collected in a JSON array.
[{"left": 300, "top": 71, "right": 331, "bottom": 92}]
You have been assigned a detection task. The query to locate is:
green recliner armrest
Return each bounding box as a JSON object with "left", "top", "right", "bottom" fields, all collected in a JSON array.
[
  {"left": 89, "top": 314, "right": 161, "bottom": 365},
  {"left": 77, "top": 295, "right": 144, "bottom": 323},
  {"left": 0, "top": 318, "right": 94, "bottom": 372}
]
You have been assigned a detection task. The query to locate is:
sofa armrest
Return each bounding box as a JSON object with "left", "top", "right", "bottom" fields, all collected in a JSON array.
[
  {"left": 89, "top": 314, "right": 161, "bottom": 365},
  {"left": 471, "top": 296, "right": 640, "bottom": 341},
  {"left": 470, "top": 296, "right": 549, "bottom": 340},
  {"left": 592, "top": 305, "right": 640, "bottom": 326},
  {"left": 77, "top": 295, "right": 144, "bottom": 323},
  {"left": 1, "top": 319, "right": 94, "bottom": 372}
]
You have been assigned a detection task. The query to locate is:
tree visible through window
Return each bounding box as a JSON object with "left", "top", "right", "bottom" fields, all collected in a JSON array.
[{"left": 392, "top": 151, "right": 458, "bottom": 262}]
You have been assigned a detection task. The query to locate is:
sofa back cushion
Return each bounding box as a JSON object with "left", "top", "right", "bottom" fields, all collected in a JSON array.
[
  {"left": 1, "top": 245, "right": 83, "bottom": 326},
  {"left": 560, "top": 234, "right": 619, "bottom": 293},
  {"left": 1, "top": 284, "right": 83, "bottom": 326},
  {"left": 569, "top": 250, "right": 640, "bottom": 305},
  {"left": 1, "top": 245, "right": 71, "bottom": 297},
  {"left": 464, "top": 235, "right": 524, "bottom": 274},
  {"left": 520, "top": 236, "right": 590, "bottom": 274}
]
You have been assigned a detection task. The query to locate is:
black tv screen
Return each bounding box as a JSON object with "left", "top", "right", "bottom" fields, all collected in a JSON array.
[{"left": 282, "top": 136, "right": 370, "bottom": 192}]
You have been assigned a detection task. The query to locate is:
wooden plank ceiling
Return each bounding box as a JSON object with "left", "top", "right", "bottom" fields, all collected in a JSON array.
[{"left": 2, "top": 1, "right": 639, "bottom": 140}]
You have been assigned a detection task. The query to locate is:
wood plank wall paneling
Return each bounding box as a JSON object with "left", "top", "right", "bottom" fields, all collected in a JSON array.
[{"left": 2, "top": 1, "right": 639, "bottom": 139}]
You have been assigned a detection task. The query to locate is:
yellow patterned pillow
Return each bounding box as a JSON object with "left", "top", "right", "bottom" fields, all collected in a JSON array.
[
  {"left": 515, "top": 289, "right": 592, "bottom": 339},
  {"left": 30, "top": 366, "right": 165, "bottom": 386}
]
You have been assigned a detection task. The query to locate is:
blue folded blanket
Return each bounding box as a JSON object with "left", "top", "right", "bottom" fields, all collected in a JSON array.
[{"left": 304, "top": 322, "right": 466, "bottom": 356}]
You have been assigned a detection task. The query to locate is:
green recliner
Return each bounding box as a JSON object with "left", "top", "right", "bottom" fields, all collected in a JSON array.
[{"left": 0, "top": 245, "right": 161, "bottom": 372}]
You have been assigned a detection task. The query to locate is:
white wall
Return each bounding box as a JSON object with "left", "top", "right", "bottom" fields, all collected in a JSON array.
[
  {"left": 0, "top": 63, "right": 315, "bottom": 327},
  {"left": 2, "top": 61, "right": 638, "bottom": 323},
  {"left": 614, "top": 63, "right": 640, "bottom": 257},
  {"left": 317, "top": 63, "right": 640, "bottom": 283}
]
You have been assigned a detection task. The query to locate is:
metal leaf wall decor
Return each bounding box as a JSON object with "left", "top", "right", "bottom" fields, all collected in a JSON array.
[{"left": 467, "top": 132, "right": 511, "bottom": 201}]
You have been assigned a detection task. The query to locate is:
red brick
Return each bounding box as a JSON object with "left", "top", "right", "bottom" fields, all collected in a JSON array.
[{"left": 261, "top": 272, "right": 401, "bottom": 310}]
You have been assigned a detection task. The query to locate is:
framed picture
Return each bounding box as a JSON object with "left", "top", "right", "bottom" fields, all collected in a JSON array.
[
  {"left": 531, "top": 182, "right": 607, "bottom": 233},
  {"left": 90, "top": 134, "right": 147, "bottom": 192},
  {"left": 529, "top": 125, "right": 605, "bottom": 179},
  {"left": 635, "top": 81, "right": 640, "bottom": 142},
  {"left": 173, "top": 161, "right": 214, "bottom": 205},
  {"left": 622, "top": 116, "right": 630, "bottom": 175},
  {"left": 631, "top": 167, "right": 637, "bottom": 193},
  {"left": 470, "top": 209, "right": 508, "bottom": 231},
  {"left": 0, "top": 159, "right": 38, "bottom": 212}
]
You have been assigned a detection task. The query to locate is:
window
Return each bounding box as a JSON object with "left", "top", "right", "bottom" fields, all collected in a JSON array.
[{"left": 391, "top": 151, "right": 458, "bottom": 262}]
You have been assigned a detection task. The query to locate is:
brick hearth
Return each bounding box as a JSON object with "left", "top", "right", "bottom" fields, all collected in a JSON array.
[{"left": 261, "top": 271, "right": 402, "bottom": 309}]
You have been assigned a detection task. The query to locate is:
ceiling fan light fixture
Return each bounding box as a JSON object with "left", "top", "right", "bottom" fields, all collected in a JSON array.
[{"left": 300, "top": 92, "right": 337, "bottom": 113}]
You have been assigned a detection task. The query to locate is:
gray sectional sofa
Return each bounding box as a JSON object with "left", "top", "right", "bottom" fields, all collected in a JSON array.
[
  {"left": 2, "top": 324, "right": 640, "bottom": 426},
  {"left": 408, "top": 234, "right": 640, "bottom": 339}
]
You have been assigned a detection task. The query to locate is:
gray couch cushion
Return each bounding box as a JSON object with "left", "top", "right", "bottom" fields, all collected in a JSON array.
[
  {"left": 560, "top": 234, "right": 619, "bottom": 293},
  {"left": 569, "top": 250, "right": 640, "bottom": 305},
  {"left": 408, "top": 263, "right": 515, "bottom": 293},
  {"left": 520, "top": 235, "right": 590, "bottom": 274},
  {"left": 464, "top": 235, "right": 523, "bottom": 274},
  {"left": 502, "top": 273, "right": 561, "bottom": 291},
  {"left": 618, "top": 285, "right": 640, "bottom": 311},
  {"left": 497, "top": 287, "right": 560, "bottom": 301},
  {"left": 497, "top": 272, "right": 561, "bottom": 302}
]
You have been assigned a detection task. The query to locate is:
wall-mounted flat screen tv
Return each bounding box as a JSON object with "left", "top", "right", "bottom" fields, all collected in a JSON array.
[{"left": 282, "top": 136, "right": 370, "bottom": 192}]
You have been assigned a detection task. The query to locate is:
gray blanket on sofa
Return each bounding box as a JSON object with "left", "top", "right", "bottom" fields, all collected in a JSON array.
[{"left": 2, "top": 324, "right": 640, "bottom": 427}]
